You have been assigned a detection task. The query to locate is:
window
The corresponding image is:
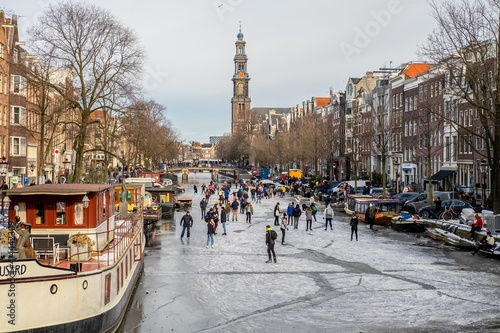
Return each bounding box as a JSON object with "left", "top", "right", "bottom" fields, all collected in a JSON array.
[
  {"left": 489, "top": 71, "right": 495, "bottom": 90},
  {"left": 13, "top": 48, "right": 19, "bottom": 63},
  {"left": 445, "top": 136, "right": 450, "bottom": 162},
  {"left": 10, "top": 106, "right": 26, "bottom": 125},
  {"left": 10, "top": 137, "right": 26, "bottom": 156},
  {"left": 0, "top": 73, "right": 2, "bottom": 93},
  {"left": 10, "top": 75, "right": 26, "bottom": 96},
  {"left": 35, "top": 202, "right": 45, "bottom": 225},
  {"left": 74, "top": 202, "right": 84, "bottom": 225},
  {"left": 104, "top": 274, "right": 111, "bottom": 305},
  {"left": 0, "top": 43, "right": 3, "bottom": 58},
  {"left": 56, "top": 202, "right": 67, "bottom": 225},
  {"left": 117, "top": 266, "right": 120, "bottom": 294}
]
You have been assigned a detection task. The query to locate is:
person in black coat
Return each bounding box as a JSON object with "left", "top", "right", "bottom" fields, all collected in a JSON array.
[
  {"left": 273, "top": 203, "right": 280, "bottom": 226},
  {"left": 180, "top": 211, "right": 193, "bottom": 239},
  {"left": 220, "top": 208, "right": 227, "bottom": 235},
  {"left": 206, "top": 218, "right": 215, "bottom": 248},
  {"left": 265, "top": 225, "right": 277, "bottom": 263},
  {"left": 350, "top": 213, "right": 358, "bottom": 241},
  {"left": 200, "top": 198, "right": 208, "bottom": 220},
  {"left": 292, "top": 204, "right": 302, "bottom": 229}
]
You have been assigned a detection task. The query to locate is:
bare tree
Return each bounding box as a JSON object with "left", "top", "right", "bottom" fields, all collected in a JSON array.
[
  {"left": 421, "top": 0, "right": 500, "bottom": 212},
  {"left": 370, "top": 80, "right": 392, "bottom": 196},
  {"left": 28, "top": 1, "right": 144, "bottom": 183}
]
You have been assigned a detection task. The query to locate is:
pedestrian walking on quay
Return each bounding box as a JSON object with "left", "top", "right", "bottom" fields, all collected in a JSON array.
[
  {"left": 280, "top": 213, "right": 289, "bottom": 245},
  {"left": 292, "top": 204, "right": 302, "bottom": 229},
  {"left": 245, "top": 202, "right": 254, "bottom": 223},
  {"left": 350, "top": 213, "right": 358, "bottom": 241},
  {"left": 200, "top": 198, "right": 208, "bottom": 220},
  {"left": 305, "top": 206, "right": 313, "bottom": 231},
  {"left": 265, "top": 225, "right": 277, "bottom": 263},
  {"left": 220, "top": 206, "right": 227, "bottom": 235},
  {"left": 180, "top": 211, "right": 193, "bottom": 239},
  {"left": 287, "top": 202, "right": 294, "bottom": 225},
  {"left": 274, "top": 202, "right": 281, "bottom": 226},
  {"left": 231, "top": 199, "right": 239, "bottom": 221},
  {"left": 206, "top": 218, "right": 215, "bottom": 248},
  {"left": 323, "top": 204, "right": 334, "bottom": 230}
]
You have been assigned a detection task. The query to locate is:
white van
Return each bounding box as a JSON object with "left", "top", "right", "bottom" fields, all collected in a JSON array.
[{"left": 330, "top": 180, "right": 370, "bottom": 195}]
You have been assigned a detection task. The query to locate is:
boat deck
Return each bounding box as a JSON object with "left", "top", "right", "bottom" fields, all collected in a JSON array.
[{"left": 33, "top": 218, "right": 142, "bottom": 273}]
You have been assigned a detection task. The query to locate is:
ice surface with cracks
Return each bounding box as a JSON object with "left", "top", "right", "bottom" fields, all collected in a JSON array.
[{"left": 120, "top": 173, "right": 500, "bottom": 333}]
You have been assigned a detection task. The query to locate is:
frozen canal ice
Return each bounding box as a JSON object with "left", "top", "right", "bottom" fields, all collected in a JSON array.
[{"left": 120, "top": 173, "right": 500, "bottom": 333}]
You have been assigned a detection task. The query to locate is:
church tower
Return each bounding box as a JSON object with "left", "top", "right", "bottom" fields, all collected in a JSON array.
[{"left": 231, "top": 25, "right": 251, "bottom": 136}]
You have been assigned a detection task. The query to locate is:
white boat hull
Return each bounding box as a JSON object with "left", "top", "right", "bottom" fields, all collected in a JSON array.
[{"left": 0, "top": 226, "right": 144, "bottom": 332}]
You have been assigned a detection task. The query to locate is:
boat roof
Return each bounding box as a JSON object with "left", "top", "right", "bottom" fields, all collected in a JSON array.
[{"left": 6, "top": 184, "right": 115, "bottom": 196}]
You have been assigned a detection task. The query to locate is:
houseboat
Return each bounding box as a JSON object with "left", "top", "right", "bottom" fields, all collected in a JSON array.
[
  {"left": 0, "top": 184, "right": 144, "bottom": 332},
  {"left": 349, "top": 196, "right": 402, "bottom": 226},
  {"left": 146, "top": 185, "right": 180, "bottom": 217},
  {"left": 114, "top": 183, "right": 148, "bottom": 212},
  {"left": 344, "top": 195, "right": 372, "bottom": 215}
]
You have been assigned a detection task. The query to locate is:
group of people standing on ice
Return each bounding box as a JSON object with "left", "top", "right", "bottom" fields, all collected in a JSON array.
[{"left": 185, "top": 179, "right": 363, "bottom": 262}]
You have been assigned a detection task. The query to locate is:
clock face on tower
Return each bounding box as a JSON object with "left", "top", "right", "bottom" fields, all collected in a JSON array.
[{"left": 238, "top": 71, "right": 244, "bottom": 78}]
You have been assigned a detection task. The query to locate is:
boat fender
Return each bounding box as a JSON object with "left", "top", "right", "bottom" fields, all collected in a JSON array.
[{"left": 152, "top": 205, "right": 159, "bottom": 211}]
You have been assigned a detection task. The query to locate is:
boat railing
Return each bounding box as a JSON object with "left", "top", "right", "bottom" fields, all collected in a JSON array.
[{"left": 53, "top": 212, "right": 143, "bottom": 271}]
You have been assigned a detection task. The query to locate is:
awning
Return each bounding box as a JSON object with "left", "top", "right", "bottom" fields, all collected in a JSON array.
[{"left": 431, "top": 170, "right": 455, "bottom": 181}]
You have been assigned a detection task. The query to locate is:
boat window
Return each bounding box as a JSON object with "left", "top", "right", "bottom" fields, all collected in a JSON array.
[
  {"left": 105, "top": 273, "right": 111, "bottom": 304},
  {"left": 119, "top": 190, "right": 132, "bottom": 202},
  {"left": 117, "top": 266, "right": 120, "bottom": 294},
  {"left": 56, "top": 202, "right": 66, "bottom": 225},
  {"left": 18, "top": 202, "right": 26, "bottom": 223},
  {"left": 74, "top": 202, "right": 84, "bottom": 225},
  {"left": 35, "top": 202, "right": 45, "bottom": 225}
]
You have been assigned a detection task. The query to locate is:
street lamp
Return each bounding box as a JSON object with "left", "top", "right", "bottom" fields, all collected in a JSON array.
[
  {"left": 480, "top": 159, "right": 489, "bottom": 208},
  {"left": 63, "top": 159, "right": 71, "bottom": 184},
  {"left": 392, "top": 157, "right": 400, "bottom": 194},
  {"left": 0, "top": 156, "right": 9, "bottom": 217}
]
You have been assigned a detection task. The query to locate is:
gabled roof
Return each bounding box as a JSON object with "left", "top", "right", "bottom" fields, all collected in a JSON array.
[
  {"left": 401, "top": 63, "right": 432, "bottom": 79},
  {"left": 315, "top": 97, "right": 330, "bottom": 107}
]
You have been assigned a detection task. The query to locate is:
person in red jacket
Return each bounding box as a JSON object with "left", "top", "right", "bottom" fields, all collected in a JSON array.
[{"left": 470, "top": 213, "right": 483, "bottom": 240}]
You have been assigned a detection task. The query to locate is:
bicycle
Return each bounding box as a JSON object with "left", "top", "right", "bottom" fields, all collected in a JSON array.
[{"left": 440, "top": 204, "right": 459, "bottom": 221}]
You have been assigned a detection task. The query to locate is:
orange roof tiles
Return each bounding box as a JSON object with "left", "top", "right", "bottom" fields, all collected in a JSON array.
[
  {"left": 315, "top": 97, "right": 330, "bottom": 107},
  {"left": 402, "top": 63, "right": 432, "bottom": 79}
]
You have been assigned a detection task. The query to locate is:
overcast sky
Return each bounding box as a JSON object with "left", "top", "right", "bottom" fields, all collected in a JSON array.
[{"left": 2, "top": 0, "right": 438, "bottom": 143}]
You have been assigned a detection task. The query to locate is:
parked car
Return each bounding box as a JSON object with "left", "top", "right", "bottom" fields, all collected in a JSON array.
[
  {"left": 418, "top": 199, "right": 472, "bottom": 219},
  {"left": 392, "top": 192, "right": 420, "bottom": 206},
  {"left": 403, "top": 191, "right": 460, "bottom": 214}
]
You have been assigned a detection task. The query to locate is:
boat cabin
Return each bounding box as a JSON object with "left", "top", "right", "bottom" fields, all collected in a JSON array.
[
  {"left": 4, "top": 184, "right": 117, "bottom": 255},
  {"left": 354, "top": 198, "right": 402, "bottom": 225},
  {"left": 114, "top": 184, "right": 147, "bottom": 211}
]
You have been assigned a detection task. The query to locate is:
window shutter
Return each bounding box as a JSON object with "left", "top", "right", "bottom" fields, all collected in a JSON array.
[
  {"left": 21, "top": 137, "right": 26, "bottom": 156},
  {"left": 21, "top": 77, "right": 26, "bottom": 96},
  {"left": 21, "top": 107, "right": 26, "bottom": 126},
  {"left": 10, "top": 75, "right": 13, "bottom": 94},
  {"left": 9, "top": 137, "right": 13, "bottom": 156},
  {"left": 9, "top": 106, "right": 13, "bottom": 124}
]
